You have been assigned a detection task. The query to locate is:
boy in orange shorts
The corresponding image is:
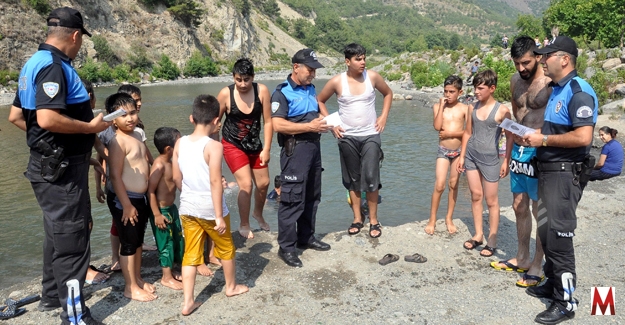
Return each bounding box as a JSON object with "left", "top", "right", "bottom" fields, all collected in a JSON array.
[{"left": 173, "top": 94, "right": 249, "bottom": 316}]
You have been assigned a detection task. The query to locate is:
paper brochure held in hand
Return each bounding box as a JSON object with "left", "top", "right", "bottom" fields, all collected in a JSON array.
[
  {"left": 103, "top": 109, "right": 126, "bottom": 122},
  {"left": 323, "top": 112, "right": 342, "bottom": 127},
  {"left": 500, "top": 118, "right": 536, "bottom": 136}
]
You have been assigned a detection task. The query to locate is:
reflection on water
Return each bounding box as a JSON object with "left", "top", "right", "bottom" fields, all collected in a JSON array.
[{"left": 0, "top": 79, "right": 510, "bottom": 288}]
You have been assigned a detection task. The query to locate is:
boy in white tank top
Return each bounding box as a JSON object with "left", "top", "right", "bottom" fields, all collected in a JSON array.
[
  {"left": 318, "top": 43, "right": 393, "bottom": 238},
  {"left": 172, "top": 95, "right": 248, "bottom": 316}
]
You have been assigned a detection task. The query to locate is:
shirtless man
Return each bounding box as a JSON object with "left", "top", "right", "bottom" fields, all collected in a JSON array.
[
  {"left": 490, "top": 36, "right": 551, "bottom": 288},
  {"left": 426, "top": 75, "right": 468, "bottom": 234},
  {"left": 318, "top": 43, "right": 393, "bottom": 238}
]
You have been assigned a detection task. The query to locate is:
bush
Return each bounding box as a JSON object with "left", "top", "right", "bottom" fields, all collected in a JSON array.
[
  {"left": 410, "top": 60, "right": 454, "bottom": 88},
  {"left": 112, "top": 64, "right": 132, "bottom": 82},
  {"left": 98, "top": 63, "right": 114, "bottom": 82},
  {"left": 387, "top": 72, "right": 402, "bottom": 81},
  {"left": 77, "top": 59, "right": 100, "bottom": 82},
  {"left": 168, "top": 0, "right": 205, "bottom": 27},
  {"left": 596, "top": 51, "right": 608, "bottom": 61},
  {"left": 481, "top": 54, "right": 516, "bottom": 102},
  {"left": 450, "top": 51, "right": 460, "bottom": 64},
  {"left": 464, "top": 46, "right": 479, "bottom": 59},
  {"left": 269, "top": 53, "right": 290, "bottom": 65},
  {"left": 128, "top": 45, "right": 153, "bottom": 72},
  {"left": 26, "top": 0, "right": 51, "bottom": 16},
  {"left": 153, "top": 54, "right": 180, "bottom": 80},
  {"left": 92, "top": 35, "right": 118, "bottom": 67},
  {"left": 183, "top": 51, "right": 218, "bottom": 77},
  {"left": 0, "top": 70, "right": 19, "bottom": 86},
  {"left": 588, "top": 71, "right": 612, "bottom": 106}
]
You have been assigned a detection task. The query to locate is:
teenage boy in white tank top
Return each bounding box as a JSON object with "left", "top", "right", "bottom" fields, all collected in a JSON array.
[{"left": 318, "top": 43, "right": 393, "bottom": 238}]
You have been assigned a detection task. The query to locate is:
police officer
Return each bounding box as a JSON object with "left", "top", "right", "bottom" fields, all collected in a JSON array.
[
  {"left": 8, "top": 7, "right": 110, "bottom": 325},
  {"left": 271, "top": 48, "right": 332, "bottom": 267},
  {"left": 523, "top": 36, "right": 597, "bottom": 324}
]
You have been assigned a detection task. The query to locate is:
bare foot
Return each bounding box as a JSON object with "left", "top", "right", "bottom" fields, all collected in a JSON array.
[
  {"left": 424, "top": 221, "right": 436, "bottom": 235},
  {"left": 445, "top": 221, "right": 457, "bottom": 234},
  {"left": 161, "top": 278, "right": 183, "bottom": 290},
  {"left": 172, "top": 271, "right": 183, "bottom": 281},
  {"left": 225, "top": 284, "right": 249, "bottom": 297},
  {"left": 197, "top": 263, "right": 214, "bottom": 276},
  {"left": 137, "top": 280, "right": 156, "bottom": 294},
  {"left": 124, "top": 288, "right": 157, "bottom": 302},
  {"left": 109, "top": 261, "right": 121, "bottom": 272},
  {"left": 181, "top": 301, "right": 202, "bottom": 316},
  {"left": 142, "top": 244, "right": 157, "bottom": 251},
  {"left": 252, "top": 215, "right": 270, "bottom": 231},
  {"left": 238, "top": 226, "right": 254, "bottom": 239},
  {"left": 208, "top": 257, "right": 222, "bottom": 267}
]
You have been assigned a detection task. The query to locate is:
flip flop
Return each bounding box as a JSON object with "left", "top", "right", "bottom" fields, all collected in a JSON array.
[
  {"left": 348, "top": 222, "right": 364, "bottom": 235},
  {"left": 516, "top": 274, "right": 545, "bottom": 288},
  {"left": 404, "top": 253, "right": 427, "bottom": 263},
  {"left": 378, "top": 253, "right": 399, "bottom": 266},
  {"left": 479, "top": 245, "right": 496, "bottom": 257},
  {"left": 4, "top": 294, "right": 40, "bottom": 308},
  {"left": 0, "top": 305, "right": 26, "bottom": 320},
  {"left": 85, "top": 269, "right": 109, "bottom": 285},
  {"left": 463, "top": 239, "right": 483, "bottom": 250},
  {"left": 490, "top": 260, "right": 528, "bottom": 273},
  {"left": 369, "top": 223, "right": 382, "bottom": 238},
  {"left": 98, "top": 263, "right": 121, "bottom": 274}
]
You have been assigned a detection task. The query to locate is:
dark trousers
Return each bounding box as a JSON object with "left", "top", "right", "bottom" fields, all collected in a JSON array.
[
  {"left": 27, "top": 155, "right": 92, "bottom": 324},
  {"left": 278, "top": 141, "right": 322, "bottom": 252},
  {"left": 338, "top": 134, "right": 382, "bottom": 192},
  {"left": 537, "top": 169, "right": 584, "bottom": 312}
]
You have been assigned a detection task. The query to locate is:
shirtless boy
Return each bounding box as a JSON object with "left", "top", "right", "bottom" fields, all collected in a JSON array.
[
  {"left": 148, "top": 127, "right": 184, "bottom": 290},
  {"left": 106, "top": 93, "right": 157, "bottom": 301},
  {"left": 426, "top": 75, "right": 468, "bottom": 234},
  {"left": 217, "top": 58, "right": 273, "bottom": 239},
  {"left": 490, "top": 36, "right": 551, "bottom": 287},
  {"left": 317, "top": 43, "right": 393, "bottom": 238},
  {"left": 173, "top": 95, "right": 248, "bottom": 316},
  {"left": 457, "top": 70, "right": 512, "bottom": 258}
]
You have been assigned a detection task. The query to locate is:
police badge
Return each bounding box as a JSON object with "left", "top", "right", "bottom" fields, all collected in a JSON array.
[
  {"left": 555, "top": 100, "right": 562, "bottom": 114},
  {"left": 43, "top": 82, "right": 59, "bottom": 98}
]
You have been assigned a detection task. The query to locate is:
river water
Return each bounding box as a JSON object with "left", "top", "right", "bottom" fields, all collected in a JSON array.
[{"left": 0, "top": 79, "right": 511, "bottom": 288}]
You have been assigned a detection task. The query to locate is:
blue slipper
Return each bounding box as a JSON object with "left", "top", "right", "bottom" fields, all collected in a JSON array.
[{"left": 0, "top": 305, "right": 26, "bottom": 320}]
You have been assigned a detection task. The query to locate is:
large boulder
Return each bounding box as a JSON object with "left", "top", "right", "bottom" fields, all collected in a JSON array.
[
  {"left": 613, "top": 83, "right": 625, "bottom": 96},
  {"left": 600, "top": 98, "right": 625, "bottom": 114},
  {"left": 603, "top": 58, "right": 622, "bottom": 70}
]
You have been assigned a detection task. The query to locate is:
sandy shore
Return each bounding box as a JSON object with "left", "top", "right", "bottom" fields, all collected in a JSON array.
[{"left": 2, "top": 170, "right": 624, "bottom": 324}]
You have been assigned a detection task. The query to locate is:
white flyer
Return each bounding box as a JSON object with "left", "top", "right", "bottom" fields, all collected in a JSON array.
[
  {"left": 500, "top": 118, "right": 536, "bottom": 136},
  {"left": 322, "top": 112, "right": 342, "bottom": 127}
]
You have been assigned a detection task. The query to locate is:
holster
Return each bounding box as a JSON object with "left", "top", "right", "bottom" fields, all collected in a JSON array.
[
  {"left": 577, "top": 155, "right": 595, "bottom": 184},
  {"left": 284, "top": 137, "right": 296, "bottom": 157},
  {"left": 37, "top": 140, "right": 68, "bottom": 182}
]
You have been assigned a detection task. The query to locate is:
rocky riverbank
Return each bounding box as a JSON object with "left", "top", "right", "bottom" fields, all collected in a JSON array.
[{"left": 2, "top": 166, "right": 624, "bottom": 324}]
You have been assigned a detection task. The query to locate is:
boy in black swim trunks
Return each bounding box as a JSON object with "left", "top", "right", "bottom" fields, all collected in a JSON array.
[{"left": 426, "top": 75, "right": 468, "bottom": 235}]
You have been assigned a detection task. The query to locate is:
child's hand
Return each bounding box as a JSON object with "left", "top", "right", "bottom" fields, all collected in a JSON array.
[
  {"left": 439, "top": 97, "right": 448, "bottom": 107},
  {"left": 259, "top": 149, "right": 271, "bottom": 166},
  {"left": 122, "top": 206, "right": 139, "bottom": 226},
  {"left": 456, "top": 157, "right": 466, "bottom": 173},
  {"left": 214, "top": 217, "right": 226, "bottom": 235},
  {"left": 154, "top": 213, "right": 169, "bottom": 230},
  {"left": 96, "top": 187, "right": 106, "bottom": 203},
  {"left": 439, "top": 129, "right": 449, "bottom": 139},
  {"left": 331, "top": 125, "right": 345, "bottom": 139},
  {"left": 499, "top": 159, "right": 510, "bottom": 178}
]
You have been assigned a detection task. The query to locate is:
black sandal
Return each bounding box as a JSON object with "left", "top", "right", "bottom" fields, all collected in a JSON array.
[
  {"left": 348, "top": 222, "right": 364, "bottom": 235},
  {"left": 480, "top": 245, "right": 496, "bottom": 257},
  {"left": 369, "top": 223, "right": 382, "bottom": 238}
]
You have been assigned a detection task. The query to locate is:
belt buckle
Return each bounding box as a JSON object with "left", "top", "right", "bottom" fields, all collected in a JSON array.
[{"left": 560, "top": 163, "right": 566, "bottom": 171}]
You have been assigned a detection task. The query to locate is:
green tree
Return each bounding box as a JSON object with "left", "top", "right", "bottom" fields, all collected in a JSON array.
[
  {"left": 26, "top": 0, "right": 51, "bottom": 16},
  {"left": 92, "top": 35, "right": 119, "bottom": 67},
  {"left": 128, "top": 45, "right": 153, "bottom": 72},
  {"left": 183, "top": 51, "right": 218, "bottom": 77},
  {"left": 516, "top": 14, "right": 543, "bottom": 39},
  {"left": 168, "top": 0, "right": 205, "bottom": 27},
  {"left": 261, "top": 0, "right": 280, "bottom": 17},
  {"left": 153, "top": 54, "right": 180, "bottom": 80}
]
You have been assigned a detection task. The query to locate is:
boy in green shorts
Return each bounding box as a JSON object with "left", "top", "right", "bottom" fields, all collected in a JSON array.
[{"left": 148, "top": 127, "right": 184, "bottom": 290}]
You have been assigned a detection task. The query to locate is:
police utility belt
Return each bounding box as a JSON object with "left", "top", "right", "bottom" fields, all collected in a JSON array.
[
  {"left": 534, "top": 155, "right": 595, "bottom": 184},
  {"left": 279, "top": 134, "right": 320, "bottom": 157},
  {"left": 31, "top": 140, "right": 90, "bottom": 182}
]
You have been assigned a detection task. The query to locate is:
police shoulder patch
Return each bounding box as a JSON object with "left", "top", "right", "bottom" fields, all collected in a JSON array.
[
  {"left": 576, "top": 106, "right": 593, "bottom": 118},
  {"left": 271, "top": 102, "right": 280, "bottom": 113},
  {"left": 42, "top": 82, "right": 59, "bottom": 98}
]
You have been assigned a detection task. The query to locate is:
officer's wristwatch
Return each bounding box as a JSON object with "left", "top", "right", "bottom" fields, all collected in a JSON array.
[{"left": 542, "top": 135, "right": 548, "bottom": 147}]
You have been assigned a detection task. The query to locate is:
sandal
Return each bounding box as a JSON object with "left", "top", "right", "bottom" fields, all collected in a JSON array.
[
  {"left": 404, "top": 253, "right": 427, "bottom": 263},
  {"left": 369, "top": 223, "right": 382, "bottom": 238},
  {"left": 480, "top": 245, "right": 496, "bottom": 257},
  {"left": 463, "top": 239, "right": 483, "bottom": 250},
  {"left": 348, "top": 222, "right": 364, "bottom": 235},
  {"left": 378, "top": 253, "right": 399, "bottom": 265}
]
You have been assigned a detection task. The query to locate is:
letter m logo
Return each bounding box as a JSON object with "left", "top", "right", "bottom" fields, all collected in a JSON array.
[{"left": 591, "top": 287, "right": 615, "bottom": 315}]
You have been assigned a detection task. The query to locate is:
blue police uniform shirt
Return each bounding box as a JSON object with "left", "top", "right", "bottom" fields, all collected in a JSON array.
[
  {"left": 537, "top": 70, "right": 598, "bottom": 162},
  {"left": 271, "top": 74, "right": 321, "bottom": 142},
  {"left": 600, "top": 139, "right": 624, "bottom": 175},
  {"left": 13, "top": 43, "right": 94, "bottom": 156}
]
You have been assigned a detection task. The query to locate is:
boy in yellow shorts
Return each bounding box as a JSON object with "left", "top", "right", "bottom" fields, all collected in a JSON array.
[{"left": 173, "top": 95, "right": 249, "bottom": 316}]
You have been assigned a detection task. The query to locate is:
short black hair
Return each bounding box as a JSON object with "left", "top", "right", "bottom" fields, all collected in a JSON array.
[
  {"left": 117, "top": 84, "right": 141, "bottom": 97},
  {"left": 444, "top": 75, "right": 463, "bottom": 90},
  {"left": 81, "top": 78, "right": 93, "bottom": 96},
  {"left": 232, "top": 58, "right": 254, "bottom": 76},
  {"left": 473, "top": 69, "right": 498, "bottom": 87},
  {"left": 153, "top": 127, "right": 181, "bottom": 154},
  {"left": 105, "top": 92, "right": 136, "bottom": 114},
  {"left": 274, "top": 175, "right": 281, "bottom": 188},
  {"left": 511, "top": 36, "right": 537, "bottom": 59},
  {"left": 344, "top": 43, "right": 366, "bottom": 59},
  {"left": 599, "top": 126, "right": 618, "bottom": 139},
  {"left": 192, "top": 94, "right": 220, "bottom": 125}
]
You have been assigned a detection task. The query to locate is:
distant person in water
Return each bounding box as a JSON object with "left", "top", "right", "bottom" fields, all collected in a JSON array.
[{"left": 590, "top": 126, "right": 623, "bottom": 181}]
